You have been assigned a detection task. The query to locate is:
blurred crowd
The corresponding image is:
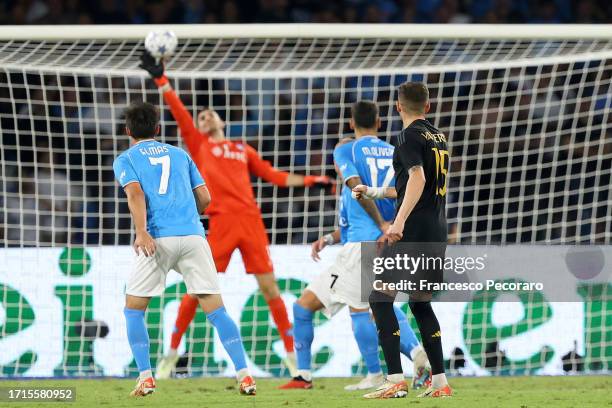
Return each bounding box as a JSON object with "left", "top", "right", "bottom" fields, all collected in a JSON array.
[{"left": 1, "top": 0, "right": 611, "bottom": 25}]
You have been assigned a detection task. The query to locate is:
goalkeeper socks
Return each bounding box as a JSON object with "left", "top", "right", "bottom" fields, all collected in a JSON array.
[
  {"left": 267, "top": 296, "right": 294, "bottom": 352},
  {"left": 408, "top": 301, "right": 445, "bottom": 375},
  {"left": 350, "top": 311, "right": 382, "bottom": 375},
  {"left": 207, "top": 306, "right": 247, "bottom": 371},
  {"left": 170, "top": 294, "right": 199, "bottom": 350},
  {"left": 124, "top": 308, "right": 151, "bottom": 373},
  {"left": 369, "top": 294, "right": 402, "bottom": 375},
  {"left": 393, "top": 305, "right": 419, "bottom": 358},
  {"left": 292, "top": 303, "right": 314, "bottom": 371}
]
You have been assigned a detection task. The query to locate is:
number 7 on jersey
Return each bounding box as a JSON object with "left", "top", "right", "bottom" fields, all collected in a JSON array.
[{"left": 149, "top": 155, "right": 170, "bottom": 195}]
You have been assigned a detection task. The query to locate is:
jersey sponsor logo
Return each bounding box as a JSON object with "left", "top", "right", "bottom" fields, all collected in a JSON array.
[
  {"left": 119, "top": 170, "right": 126, "bottom": 183},
  {"left": 210, "top": 144, "right": 247, "bottom": 162}
]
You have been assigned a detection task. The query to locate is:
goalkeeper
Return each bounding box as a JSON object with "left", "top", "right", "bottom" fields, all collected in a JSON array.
[{"left": 139, "top": 51, "right": 332, "bottom": 378}]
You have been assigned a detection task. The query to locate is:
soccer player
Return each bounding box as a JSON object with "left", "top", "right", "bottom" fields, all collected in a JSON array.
[
  {"left": 139, "top": 51, "right": 331, "bottom": 378},
  {"left": 354, "top": 82, "right": 452, "bottom": 398},
  {"left": 113, "top": 102, "right": 256, "bottom": 396},
  {"left": 280, "top": 103, "right": 430, "bottom": 391}
]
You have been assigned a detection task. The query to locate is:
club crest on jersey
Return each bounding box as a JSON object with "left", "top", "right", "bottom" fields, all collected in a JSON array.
[{"left": 212, "top": 146, "right": 223, "bottom": 157}]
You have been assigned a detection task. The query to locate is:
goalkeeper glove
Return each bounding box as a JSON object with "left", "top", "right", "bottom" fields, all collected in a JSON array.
[
  {"left": 139, "top": 50, "right": 165, "bottom": 80},
  {"left": 303, "top": 175, "right": 332, "bottom": 187}
]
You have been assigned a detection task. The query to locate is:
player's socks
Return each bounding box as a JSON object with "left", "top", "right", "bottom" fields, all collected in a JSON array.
[
  {"left": 124, "top": 308, "right": 151, "bottom": 373},
  {"left": 140, "top": 369, "right": 153, "bottom": 381},
  {"left": 267, "top": 296, "right": 294, "bottom": 352},
  {"left": 393, "top": 306, "right": 420, "bottom": 357},
  {"left": 432, "top": 373, "right": 448, "bottom": 388},
  {"left": 350, "top": 311, "right": 382, "bottom": 375},
  {"left": 170, "top": 294, "right": 199, "bottom": 350},
  {"left": 369, "top": 294, "right": 402, "bottom": 375},
  {"left": 206, "top": 306, "right": 248, "bottom": 371},
  {"left": 408, "top": 301, "right": 445, "bottom": 376},
  {"left": 292, "top": 303, "right": 314, "bottom": 371}
]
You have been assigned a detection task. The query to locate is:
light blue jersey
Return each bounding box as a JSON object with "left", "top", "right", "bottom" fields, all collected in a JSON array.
[
  {"left": 333, "top": 136, "right": 396, "bottom": 242},
  {"left": 113, "top": 139, "right": 206, "bottom": 239},
  {"left": 338, "top": 186, "right": 350, "bottom": 245}
]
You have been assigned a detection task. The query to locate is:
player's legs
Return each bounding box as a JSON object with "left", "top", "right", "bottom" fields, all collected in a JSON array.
[
  {"left": 409, "top": 292, "right": 450, "bottom": 396},
  {"left": 364, "top": 289, "right": 409, "bottom": 399},
  {"left": 156, "top": 293, "right": 199, "bottom": 379},
  {"left": 239, "top": 217, "right": 294, "bottom": 355},
  {"left": 278, "top": 289, "right": 323, "bottom": 389},
  {"left": 158, "top": 218, "right": 237, "bottom": 379},
  {"left": 344, "top": 306, "right": 385, "bottom": 391},
  {"left": 176, "top": 235, "right": 255, "bottom": 395},
  {"left": 393, "top": 305, "right": 431, "bottom": 389},
  {"left": 124, "top": 241, "right": 173, "bottom": 394},
  {"left": 125, "top": 295, "right": 154, "bottom": 387}
]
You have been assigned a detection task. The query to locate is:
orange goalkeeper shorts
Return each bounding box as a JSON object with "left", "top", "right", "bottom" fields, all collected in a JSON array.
[{"left": 207, "top": 214, "right": 274, "bottom": 274}]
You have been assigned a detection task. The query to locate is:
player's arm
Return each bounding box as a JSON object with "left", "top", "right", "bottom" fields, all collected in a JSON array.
[
  {"left": 193, "top": 185, "right": 211, "bottom": 214},
  {"left": 344, "top": 176, "right": 389, "bottom": 231},
  {"left": 386, "top": 133, "right": 426, "bottom": 243},
  {"left": 139, "top": 51, "right": 203, "bottom": 156},
  {"left": 387, "top": 166, "right": 425, "bottom": 242},
  {"left": 352, "top": 185, "right": 397, "bottom": 200},
  {"left": 311, "top": 229, "right": 341, "bottom": 261},
  {"left": 123, "top": 182, "right": 156, "bottom": 257},
  {"left": 246, "top": 144, "right": 332, "bottom": 187},
  {"left": 188, "top": 155, "right": 209, "bottom": 214}
]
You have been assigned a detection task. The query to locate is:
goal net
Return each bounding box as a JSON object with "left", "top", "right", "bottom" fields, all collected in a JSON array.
[{"left": 0, "top": 24, "right": 610, "bottom": 378}]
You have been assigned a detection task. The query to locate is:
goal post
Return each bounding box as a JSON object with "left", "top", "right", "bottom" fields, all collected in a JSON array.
[{"left": 0, "top": 24, "right": 610, "bottom": 378}]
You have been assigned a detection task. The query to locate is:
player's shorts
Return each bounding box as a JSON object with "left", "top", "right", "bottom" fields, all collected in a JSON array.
[
  {"left": 126, "top": 235, "right": 220, "bottom": 297},
  {"left": 207, "top": 214, "right": 273, "bottom": 274},
  {"left": 306, "top": 242, "right": 369, "bottom": 318}
]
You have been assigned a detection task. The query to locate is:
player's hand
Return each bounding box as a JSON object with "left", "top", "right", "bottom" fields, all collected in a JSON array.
[
  {"left": 311, "top": 237, "right": 327, "bottom": 261},
  {"left": 134, "top": 230, "right": 156, "bottom": 257},
  {"left": 383, "top": 222, "right": 404, "bottom": 245},
  {"left": 303, "top": 175, "right": 332, "bottom": 187},
  {"left": 139, "top": 50, "right": 165, "bottom": 79},
  {"left": 351, "top": 184, "right": 371, "bottom": 200}
]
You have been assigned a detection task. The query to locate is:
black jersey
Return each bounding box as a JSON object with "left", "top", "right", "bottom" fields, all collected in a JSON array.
[{"left": 393, "top": 119, "right": 448, "bottom": 243}]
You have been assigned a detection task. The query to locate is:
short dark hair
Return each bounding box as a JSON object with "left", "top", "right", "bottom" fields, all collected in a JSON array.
[
  {"left": 351, "top": 100, "right": 379, "bottom": 129},
  {"left": 124, "top": 102, "right": 159, "bottom": 139},
  {"left": 398, "top": 82, "right": 429, "bottom": 114}
]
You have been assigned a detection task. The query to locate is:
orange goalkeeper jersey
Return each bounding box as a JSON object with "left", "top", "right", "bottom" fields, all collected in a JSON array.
[{"left": 161, "top": 88, "right": 290, "bottom": 217}]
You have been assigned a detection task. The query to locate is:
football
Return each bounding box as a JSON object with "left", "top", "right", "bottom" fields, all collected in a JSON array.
[{"left": 144, "top": 29, "right": 178, "bottom": 60}]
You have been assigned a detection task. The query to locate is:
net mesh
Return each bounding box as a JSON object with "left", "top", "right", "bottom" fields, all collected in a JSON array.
[{"left": 0, "top": 33, "right": 610, "bottom": 377}]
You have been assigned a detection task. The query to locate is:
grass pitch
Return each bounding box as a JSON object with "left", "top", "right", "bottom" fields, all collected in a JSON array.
[{"left": 1, "top": 375, "right": 609, "bottom": 407}]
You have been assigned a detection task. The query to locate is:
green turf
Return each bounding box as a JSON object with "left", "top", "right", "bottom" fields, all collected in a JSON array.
[{"left": 1, "top": 376, "right": 610, "bottom": 407}]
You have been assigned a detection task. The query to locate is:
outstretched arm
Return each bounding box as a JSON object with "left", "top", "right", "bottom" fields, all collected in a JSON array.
[
  {"left": 246, "top": 144, "right": 331, "bottom": 187},
  {"left": 139, "top": 51, "right": 203, "bottom": 156}
]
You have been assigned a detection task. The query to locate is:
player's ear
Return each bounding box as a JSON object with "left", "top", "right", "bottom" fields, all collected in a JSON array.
[
  {"left": 125, "top": 126, "right": 131, "bottom": 137},
  {"left": 154, "top": 124, "right": 160, "bottom": 136},
  {"left": 349, "top": 118, "right": 355, "bottom": 130},
  {"left": 376, "top": 116, "right": 381, "bottom": 130},
  {"left": 424, "top": 101, "right": 431, "bottom": 114},
  {"left": 395, "top": 100, "right": 402, "bottom": 113}
]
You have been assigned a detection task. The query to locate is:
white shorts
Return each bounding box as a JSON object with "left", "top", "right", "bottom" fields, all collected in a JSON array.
[
  {"left": 126, "top": 235, "right": 220, "bottom": 297},
  {"left": 306, "top": 242, "right": 368, "bottom": 318}
]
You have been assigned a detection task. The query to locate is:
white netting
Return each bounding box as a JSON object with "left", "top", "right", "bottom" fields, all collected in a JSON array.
[{"left": 0, "top": 26, "right": 610, "bottom": 378}]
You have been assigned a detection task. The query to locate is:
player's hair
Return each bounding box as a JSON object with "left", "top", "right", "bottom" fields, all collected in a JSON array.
[
  {"left": 351, "top": 100, "right": 379, "bottom": 129},
  {"left": 398, "top": 82, "right": 429, "bottom": 114},
  {"left": 124, "top": 102, "right": 159, "bottom": 139}
]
